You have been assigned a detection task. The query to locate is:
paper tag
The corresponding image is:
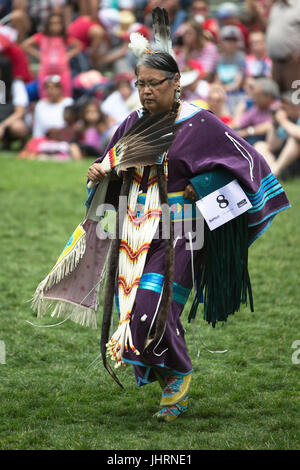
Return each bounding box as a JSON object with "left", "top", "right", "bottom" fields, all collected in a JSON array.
[{"left": 196, "top": 179, "right": 252, "bottom": 231}]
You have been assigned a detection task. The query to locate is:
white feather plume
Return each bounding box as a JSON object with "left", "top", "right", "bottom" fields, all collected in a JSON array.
[{"left": 128, "top": 32, "right": 150, "bottom": 58}]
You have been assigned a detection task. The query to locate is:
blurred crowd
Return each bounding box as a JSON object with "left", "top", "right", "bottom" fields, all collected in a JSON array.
[{"left": 1, "top": 0, "right": 300, "bottom": 178}]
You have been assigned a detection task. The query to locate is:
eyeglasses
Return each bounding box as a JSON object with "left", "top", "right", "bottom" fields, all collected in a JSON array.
[{"left": 134, "top": 77, "right": 168, "bottom": 90}]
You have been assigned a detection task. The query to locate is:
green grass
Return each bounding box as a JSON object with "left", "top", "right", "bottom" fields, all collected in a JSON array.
[{"left": 0, "top": 151, "right": 299, "bottom": 450}]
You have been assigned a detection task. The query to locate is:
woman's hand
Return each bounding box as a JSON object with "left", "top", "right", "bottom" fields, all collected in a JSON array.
[
  {"left": 183, "top": 184, "right": 198, "bottom": 200},
  {"left": 87, "top": 163, "right": 107, "bottom": 183}
]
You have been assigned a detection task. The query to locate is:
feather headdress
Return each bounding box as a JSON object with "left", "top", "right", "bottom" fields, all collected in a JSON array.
[
  {"left": 152, "top": 7, "right": 174, "bottom": 57},
  {"left": 128, "top": 31, "right": 151, "bottom": 58},
  {"left": 128, "top": 7, "right": 174, "bottom": 59}
]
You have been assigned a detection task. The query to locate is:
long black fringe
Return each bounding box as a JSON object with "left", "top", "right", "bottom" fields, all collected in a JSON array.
[{"left": 188, "top": 212, "right": 254, "bottom": 327}]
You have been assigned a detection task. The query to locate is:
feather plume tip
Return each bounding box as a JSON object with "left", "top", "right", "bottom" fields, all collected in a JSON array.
[{"left": 128, "top": 32, "right": 150, "bottom": 58}]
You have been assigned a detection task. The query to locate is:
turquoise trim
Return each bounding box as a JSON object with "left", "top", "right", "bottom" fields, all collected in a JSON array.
[
  {"left": 249, "top": 187, "right": 284, "bottom": 213},
  {"left": 249, "top": 182, "right": 283, "bottom": 206},
  {"left": 246, "top": 173, "right": 277, "bottom": 202},
  {"left": 249, "top": 205, "right": 291, "bottom": 245},
  {"left": 244, "top": 172, "right": 287, "bottom": 215},
  {"left": 85, "top": 184, "right": 96, "bottom": 208},
  {"left": 136, "top": 192, "right": 198, "bottom": 222},
  {"left": 136, "top": 102, "right": 202, "bottom": 125},
  {"left": 248, "top": 179, "right": 280, "bottom": 204},
  {"left": 121, "top": 356, "right": 193, "bottom": 387},
  {"left": 175, "top": 107, "right": 202, "bottom": 124},
  {"left": 138, "top": 272, "right": 190, "bottom": 305},
  {"left": 116, "top": 273, "right": 190, "bottom": 308},
  {"left": 248, "top": 204, "right": 292, "bottom": 229}
]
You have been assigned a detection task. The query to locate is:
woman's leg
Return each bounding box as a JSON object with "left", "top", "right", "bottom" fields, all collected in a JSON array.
[{"left": 272, "top": 137, "right": 300, "bottom": 178}]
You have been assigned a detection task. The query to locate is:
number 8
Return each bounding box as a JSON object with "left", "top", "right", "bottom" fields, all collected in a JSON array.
[{"left": 217, "top": 194, "right": 229, "bottom": 209}]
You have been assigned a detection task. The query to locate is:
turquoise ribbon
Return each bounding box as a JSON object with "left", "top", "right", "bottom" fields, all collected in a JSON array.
[
  {"left": 136, "top": 192, "right": 198, "bottom": 222},
  {"left": 138, "top": 272, "right": 190, "bottom": 305},
  {"left": 115, "top": 272, "right": 190, "bottom": 315}
]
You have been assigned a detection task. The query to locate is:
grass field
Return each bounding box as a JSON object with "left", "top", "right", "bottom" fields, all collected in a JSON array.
[{"left": 0, "top": 151, "right": 299, "bottom": 451}]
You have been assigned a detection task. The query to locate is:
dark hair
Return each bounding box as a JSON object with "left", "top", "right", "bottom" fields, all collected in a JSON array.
[
  {"left": 43, "top": 13, "right": 67, "bottom": 39},
  {"left": 64, "top": 105, "right": 79, "bottom": 118},
  {"left": 80, "top": 99, "right": 102, "bottom": 124},
  {"left": 135, "top": 51, "right": 180, "bottom": 78}
]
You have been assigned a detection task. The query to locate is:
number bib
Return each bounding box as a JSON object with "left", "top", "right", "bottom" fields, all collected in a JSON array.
[{"left": 196, "top": 179, "right": 252, "bottom": 231}]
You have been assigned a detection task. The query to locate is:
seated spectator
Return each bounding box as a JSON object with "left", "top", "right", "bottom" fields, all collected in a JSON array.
[
  {"left": 67, "top": 13, "right": 108, "bottom": 69},
  {"left": 206, "top": 83, "right": 232, "bottom": 126},
  {"left": 18, "top": 103, "right": 80, "bottom": 161},
  {"left": 97, "top": 112, "right": 119, "bottom": 155},
  {"left": 254, "top": 91, "right": 300, "bottom": 178},
  {"left": 0, "top": 0, "right": 30, "bottom": 42},
  {"left": 242, "top": 0, "right": 272, "bottom": 33},
  {"left": 72, "top": 70, "right": 111, "bottom": 102},
  {"left": 32, "top": 75, "right": 74, "bottom": 138},
  {"left": 18, "top": 76, "right": 75, "bottom": 160},
  {"left": 59, "top": 104, "right": 80, "bottom": 141},
  {"left": 233, "top": 77, "right": 279, "bottom": 145},
  {"left": 174, "top": 19, "right": 219, "bottom": 82},
  {"left": 0, "top": 55, "right": 30, "bottom": 148},
  {"left": 95, "top": 8, "right": 134, "bottom": 74},
  {"left": 22, "top": 0, "right": 72, "bottom": 35},
  {"left": 180, "top": 66, "right": 210, "bottom": 103},
  {"left": 266, "top": 0, "right": 300, "bottom": 94},
  {"left": 215, "top": 25, "right": 246, "bottom": 113},
  {"left": 22, "top": 13, "right": 83, "bottom": 98},
  {"left": 76, "top": 0, "right": 100, "bottom": 20},
  {"left": 216, "top": 1, "right": 250, "bottom": 50},
  {"left": 190, "top": 0, "right": 220, "bottom": 42},
  {"left": 145, "top": 0, "right": 187, "bottom": 38},
  {"left": 101, "top": 73, "right": 139, "bottom": 123},
  {"left": 69, "top": 8, "right": 135, "bottom": 73},
  {"left": 69, "top": 99, "right": 106, "bottom": 160},
  {"left": 119, "top": 22, "right": 153, "bottom": 75},
  {"left": 0, "top": 28, "right": 34, "bottom": 83},
  {"left": 245, "top": 31, "right": 272, "bottom": 78},
  {"left": 232, "top": 75, "right": 256, "bottom": 126}
]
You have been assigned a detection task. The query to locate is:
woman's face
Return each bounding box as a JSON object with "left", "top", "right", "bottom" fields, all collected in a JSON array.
[
  {"left": 48, "top": 16, "right": 64, "bottom": 36},
  {"left": 182, "top": 25, "right": 198, "bottom": 47},
  {"left": 118, "top": 81, "right": 132, "bottom": 101},
  {"left": 84, "top": 104, "right": 100, "bottom": 124},
  {"left": 136, "top": 65, "right": 179, "bottom": 115},
  {"left": 44, "top": 82, "right": 63, "bottom": 102}
]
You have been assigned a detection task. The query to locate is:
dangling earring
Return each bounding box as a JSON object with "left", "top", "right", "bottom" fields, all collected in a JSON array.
[{"left": 175, "top": 86, "right": 181, "bottom": 102}]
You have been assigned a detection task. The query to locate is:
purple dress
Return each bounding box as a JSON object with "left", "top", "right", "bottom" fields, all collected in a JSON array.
[{"left": 90, "top": 101, "right": 290, "bottom": 387}]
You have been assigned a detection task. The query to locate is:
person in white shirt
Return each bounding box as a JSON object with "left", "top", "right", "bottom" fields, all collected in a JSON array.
[
  {"left": 100, "top": 73, "right": 140, "bottom": 124},
  {"left": 32, "top": 74, "right": 73, "bottom": 138},
  {"left": 0, "top": 54, "right": 29, "bottom": 145}
]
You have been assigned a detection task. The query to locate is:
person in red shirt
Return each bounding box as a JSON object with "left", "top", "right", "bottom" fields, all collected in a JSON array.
[
  {"left": 22, "top": 13, "right": 82, "bottom": 98},
  {"left": 67, "top": 15, "right": 107, "bottom": 68},
  {"left": 0, "top": 30, "right": 33, "bottom": 83},
  {"left": 190, "top": 0, "right": 220, "bottom": 42}
]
